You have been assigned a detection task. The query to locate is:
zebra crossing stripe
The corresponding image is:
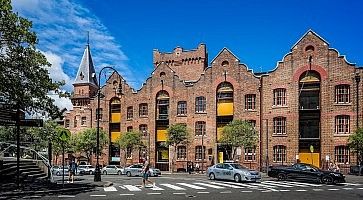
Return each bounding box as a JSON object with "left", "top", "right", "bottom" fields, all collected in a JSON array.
[
  {"left": 285, "top": 181, "right": 321, "bottom": 187},
  {"left": 261, "top": 181, "right": 294, "bottom": 188},
  {"left": 177, "top": 183, "right": 206, "bottom": 189},
  {"left": 104, "top": 186, "right": 117, "bottom": 191},
  {"left": 207, "top": 182, "right": 244, "bottom": 188},
  {"left": 124, "top": 185, "right": 142, "bottom": 191},
  {"left": 221, "top": 181, "right": 258, "bottom": 188},
  {"left": 120, "top": 194, "right": 134, "bottom": 196},
  {"left": 160, "top": 183, "right": 186, "bottom": 190},
  {"left": 248, "top": 183, "right": 279, "bottom": 192},
  {"left": 149, "top": 185, "right": 164, "bottom": 191},
  {"left": 249, "top": 183, "right": 277, "bottom": 188},
  {"left": 313, "top": 189, "right": 324, "bottom": 191},
  {"left": 194, "top": 182, "right": 225, "bottom": 189},
  {"left": 343, "top": 183, "right": 362, "bottom": 186}
]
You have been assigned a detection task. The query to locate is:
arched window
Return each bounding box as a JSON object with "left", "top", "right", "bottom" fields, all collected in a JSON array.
[{"left": 221, "top": 60, "right": 229, "bottom": 67}]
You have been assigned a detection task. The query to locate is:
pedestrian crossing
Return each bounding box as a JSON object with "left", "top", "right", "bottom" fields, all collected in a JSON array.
[{"left": 102, "top": 180, "right": 362, "bottom": 193}]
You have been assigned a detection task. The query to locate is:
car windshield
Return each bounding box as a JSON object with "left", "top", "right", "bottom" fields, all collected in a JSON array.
[
  {"left": 116, "top": 166, "right": 122, "bottom": 168},
  {"left": 229, "top": 164, "right": 247, "bottom": 169}
]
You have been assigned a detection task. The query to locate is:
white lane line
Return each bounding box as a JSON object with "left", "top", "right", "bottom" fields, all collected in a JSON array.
[
  {"left": 119, "top": 194, "right": 134, "bottom": 196},
  {"left": 285, "top": 181, "right": 321, "bottom": 187},
  {"left": 197, "top": 191, "right": 210, "bottom": 194},
  {"left": 221, "top": 181, "right": 258, "bottom": 188},
  {"left": 279, "top": 189, "right": 290, "bottom": 192},
  {"left": 328, "top": 188, "right": 340, "bottom": 191},
  {"left": 124, "top": 185, "right": 142, "bottom": 191},
  {"left": 58, "top": 195, "right": 75, "bottom": 198},
  {"left": 263, "top": 181, "right": 295, "bottom": 187},
  {"left": 261, "top": 190, "right": 272, "bottom": 193},
  {"left": 296, "top": 189, "right": 307, "bottom": 192},
  {"left": 194, "top": 182, "right": 225, "bottom": 189},
  {"left": 249, "top": 183, "right": 279, "bottom": 191},
  {"left": 343, "top": 188, "right": 353, "bottom": 190},
  {"left": 313, "top": 189, "right": 324, "bottom": 191},
  {"left": 358, "top": 188, "right": 363, "bottom": 190},
  {"left": 250, "top": 183, "right": 277, "bottom": 188},
  {"left": 343, "top": 183, "right": 362, "bottom": 186},
  {"left": 160, "top": 183, "right": 186, "bottom": 190},
  {"left": 207, "top": 181, "right": 244, "bottom": 188},
  {"left": 241, "top": 190, "right": 253, "bottom": 193},
  {"left": 28, "top": 196, "right": 42, "bottom": 198},
  {"left": 173, "top": 193, "right": 186, "bottom": 195},
  {"left": 177, "top": 183, "right": 206, "bottom": 189},
  {"left": 118, "top": 185, "right": 126, "bottom": 189},
  {"left": 147, "top": 193, "right": 161, "bottom": 195},
  {"left": 149, "top": 185, "right": 164, "bottom": 191},
  {"left": 90, "top": 195, "right": 107, "bottom": 197},
  {"left": 220, "top": 191, "right": 232, "bottom": 193},
  {"left": 104, "top": 186, "right": 117, "bottom": 191}
]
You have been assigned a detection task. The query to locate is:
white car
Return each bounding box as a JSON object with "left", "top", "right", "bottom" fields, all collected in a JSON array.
[
  {"left": 207, "top": 163, "right": 261, "bottom": 182},
  {"left": 124, "top": 164, "right": 161, "bottom": 177},
  {"left": 101, "top": 165, "right": 124, "bottom": 175},
  {"left": 78, "top": 165, "right": 95, "bottom": 175}
]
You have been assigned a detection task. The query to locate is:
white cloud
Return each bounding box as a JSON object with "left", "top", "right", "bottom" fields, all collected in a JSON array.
[{"left": 43, "top": 51, "right": 73, "bottom": 91}]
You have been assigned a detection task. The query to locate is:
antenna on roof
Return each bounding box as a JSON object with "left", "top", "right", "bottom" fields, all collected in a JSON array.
[{"left": 87, "top": 31, "right": 90, "bottom": 45}]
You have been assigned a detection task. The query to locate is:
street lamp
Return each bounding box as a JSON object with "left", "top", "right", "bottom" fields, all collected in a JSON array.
[{"left": 94, "top": 66, "right": 120, "bottom": 182}]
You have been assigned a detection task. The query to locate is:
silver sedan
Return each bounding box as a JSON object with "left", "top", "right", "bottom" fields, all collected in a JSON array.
[{"left": 207, "top": 163, "right": 261, "bottom": 182}]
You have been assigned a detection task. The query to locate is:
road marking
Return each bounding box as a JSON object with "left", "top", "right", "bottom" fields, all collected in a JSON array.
[
  {"left": 261, "top": 190, "right": 272, "bottom": 192},
  {"left": 26, "top": 196, "right": 42, "bottom": 198},
  {"left": 118, "top": 185, "right": 126, "bottom": 189},
  {"left": 328, "top": 188, "right": 340, "bottom": 191},
  {"left": 343, "top": 188, "right": 353, "bottom": 190},
  {"left": 147, "top": 193, "right": 161, "bottom": 195},
  {"left": 285, "top": 181, "right": 321, "bottom": 187},
  {"left": 58, "top": 195, "right": 75, "bottom": 198},
  {"left": 197, "top": 191, "right": 210, "bottom": 194},
  {"left": 177, "top": 183, "right": 206, "bottom": 189},
  {"left": 241, "top": 190, "right": 253, "bottom": 193},
  {"left": 249, "top": 183, "right": 279, "bottom": 191},
  {"left": 358, "top": 188, "right": 363, "bottom": 190},
  {"left": 220, "top": 191, "right": 232, "bottom": 193},
  {"left": 343, "top": 183, "right": 362, "bottom": 186},
  {"left": 160, "top": 183, "right": 186, "bottom": 190},
  {"left": 90, "top": 195, "right": 107, "bottom": 197},
  {"left": 173, "top": 192, "right": 186, "bottom": 195},
  {"left": 313, "top": 189, "right": 324, "bottom": 191},
  {"left": 295, "top": 189, "right": 307, "bottom": 192},
  {"left": 194, "top": 182, "right": 225, "bottom": 189},
  {"left": 207, "top": 181, "right": 244, "bottom": 188},
  {"left": 221, "top": 181, "right": 258, "bottom": 188},
  {"left": 279, "top": 189, "right": 290, "bottom": 192},
  {"left": 124, "top": 185, "right": 142, "bottom": 191},
  {"left": 119, "top": 194, "right": 134, "bottom": 196},
  {"left": 149, "top": 185, "right": 164, "bottom": 191},
  {"left": 263, "top": 181, "right": 295, "bottom": 187},
  {"left": 104, "top": 186, "right": 117, "bottom": 191}
]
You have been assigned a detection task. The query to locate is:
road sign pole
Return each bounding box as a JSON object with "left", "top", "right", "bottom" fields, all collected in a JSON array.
[
  {"left": 62, "top": 142, "right": 65, "bottom": 188},
  {"left": 16, "top": 104, "right": 20, "bottom": 190}
]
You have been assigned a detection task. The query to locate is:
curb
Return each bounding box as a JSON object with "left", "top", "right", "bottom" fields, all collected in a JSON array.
[{"left": 1, "top": 186, "right": 94, "bottom": 197}]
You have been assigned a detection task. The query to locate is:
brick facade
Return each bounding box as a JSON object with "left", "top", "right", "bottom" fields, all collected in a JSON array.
[{"left": 64, "top": 30, "right": 363, "bottom": 172}]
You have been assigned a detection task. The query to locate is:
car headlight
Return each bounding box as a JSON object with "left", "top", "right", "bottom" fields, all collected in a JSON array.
[
  {"left": 331, "top": 173, "right": 341, "bottom": 176},
  {"left": 242, "top": 171, "right": 251, "bottom": 176}
]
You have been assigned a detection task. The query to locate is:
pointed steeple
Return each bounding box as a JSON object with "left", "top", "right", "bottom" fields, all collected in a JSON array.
[{"left": 73, "top": 44, "right": 98, "bottom": 87}]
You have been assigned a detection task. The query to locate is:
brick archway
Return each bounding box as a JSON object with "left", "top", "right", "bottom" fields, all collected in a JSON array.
[{"left": 293, "top": 64, "right": 327, "bottom": 82}]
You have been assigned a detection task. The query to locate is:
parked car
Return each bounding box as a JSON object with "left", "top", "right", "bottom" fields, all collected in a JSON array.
[
  {"left": 124, "top": 164, "right": 161, "bottom": 177},
  {"left": 78, "top": 165, "right": 95, "bottom": 175},
  {"left": 207, "top": 163, "right": 261, "bottom": 182},
  {"left": 101, "top": 165, "right": 124, "bottom": 175},
  {"left": 52, "top": 165, "right": 69, "bottom": 176},
  {"left": 268, "top": 163, "right": 345, "bottom": 184}
]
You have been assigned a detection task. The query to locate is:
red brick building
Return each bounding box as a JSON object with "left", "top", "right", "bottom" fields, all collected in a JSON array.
[{"left": 64, "top": 30, "right": 363, "bottom": 172}]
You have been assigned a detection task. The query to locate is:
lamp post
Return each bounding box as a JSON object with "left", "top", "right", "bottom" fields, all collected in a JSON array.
[{"left": 94, "top": 66, "right": 120, "bottom": 182}]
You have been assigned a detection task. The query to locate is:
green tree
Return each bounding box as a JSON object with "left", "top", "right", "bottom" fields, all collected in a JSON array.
[
  {"left": 348, "top": 128, "right": 363, "bottom": 165},
  {"left": 116, "top": 131, "right": 144, "bottom": 165},
  {"left": 220, "top": 120, "right": 258, "bottom": 161},
  {"left": 0, "top": 0, "right": 63, "bottom": 117},
  {"left": 74, "top": 128, "right": 108, "bottom": 163},
  {"left": 166, "top": 124, "right": 189, "bottom": 172}
]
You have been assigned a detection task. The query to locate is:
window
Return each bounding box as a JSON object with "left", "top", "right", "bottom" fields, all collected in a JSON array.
[
  {"left": 139, "top": 103, "right": 148, "bottom": 117},
  {"left": 110, "top": 123, "right": 120, "bottom": 132},
  {"left": 247, "top": 120, "right": 256, "bottom": 128},
  {"left": 96, "top": 108, "right": 103, "bottom": 120},
  {"left": 273, "top": 88, "right": 286, "bottom": 106},
  {"left": 245, "top": 94, "right": 256, "bottom": 110},
  {"left": 335, "top": 85, "right": 350, "bottom": 104},
  {"left": 127, "top": 106, "right": 133, "bottom": 120},
  {"left": 81, "top": 117, "right": 86, "bottom": 125},
  {"left": 335, "top": 146, "right": 350, "bottom": 164},
  {"left": 74, "top": 117, "right": 77, "bottom": 127},
  {"left": 273, "top": 117, "right": 286, "bottom": 135},
  {"left": 244, "top": 147, "right": 256, "bottom": 161},
  {"left": 195, "top": 121, "right": 206, "bottom": 136},
  {"left": 127, "top": 126, "right": 133, "bottom": 132},
  {"left": 126, "top": 147, "right": 132, "bottom": 159},
  {"left": 195, "top": 96, "right": 206, "bottom": 113},
  {"left": 139, "top": 124, "right": 148, "bottom": 136},
  {"left": 335, "top": 115, "right": 350, "bottom": 134},
  {"left": 65, "top": 119, "right": 70, "bottom": 128},
  {"left": 195, "top": 146, "right": 206, "bottom": 160},
  {"left": 177, "top": 101, "right": 187, "bottom": 116},
  {"left": 273, "top": 145, "right": 287, "bottom": 163},
  {"left": 177, "top": 146, "right": 187, "bottom": 160}
]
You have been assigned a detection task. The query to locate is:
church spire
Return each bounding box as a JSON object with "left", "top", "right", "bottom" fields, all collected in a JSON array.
[{"left": 73, "top": 43, "right": 98, "bottom": 87}]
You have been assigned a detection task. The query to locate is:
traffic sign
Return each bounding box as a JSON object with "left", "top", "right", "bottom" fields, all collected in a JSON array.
[
  {"left": 310, "top": 145, "right": 314, "bottom": 153},
  {"left": 19, "top": 119, "right": 43, "bottom": 127},
  {"left": 59, "top": 129, "right": 70, "bottom": 142}
]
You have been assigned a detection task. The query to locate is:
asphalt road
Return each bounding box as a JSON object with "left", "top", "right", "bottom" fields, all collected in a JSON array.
[{"left": 22, "top": 174, "right": 363, "bottom": 200}]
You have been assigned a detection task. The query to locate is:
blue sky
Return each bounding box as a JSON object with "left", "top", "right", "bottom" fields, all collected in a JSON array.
[{"left": 12, "top": 0, "right": 363, "bottom": 109}]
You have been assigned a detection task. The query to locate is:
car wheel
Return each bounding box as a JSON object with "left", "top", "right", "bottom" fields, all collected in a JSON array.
[
  {"left": 117, "top": 171, "right": 122, "bottom": 175},
  {"left": 126, "top": 171, "right": 131, "bottom": 177},
  {"left": 277, "top": 173, "right": 287, "bottom": 181},
  {"left": 234, "top": 174, "right": 241, "bottom": 183},
  {"left": 321, "top": 176, "right": 334, "bottom": 184},
  {"left": 103, "top": 171, "right": 107, "bottom": 175},
  {"left": 209, "top": 173, "right": 216, "bottom": 180}
]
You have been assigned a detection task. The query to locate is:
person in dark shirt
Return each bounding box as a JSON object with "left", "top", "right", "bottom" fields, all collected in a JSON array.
[{"left": 68, "top": 159, "right": 77, "bottom": 183}]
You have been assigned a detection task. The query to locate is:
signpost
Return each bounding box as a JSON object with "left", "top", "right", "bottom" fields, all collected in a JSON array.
[
  {"left": 59, "top": 129, "right": 70, "bottom": 187},
  {"left": 310, "top": 145, "right": 314, "bottom": 166}
]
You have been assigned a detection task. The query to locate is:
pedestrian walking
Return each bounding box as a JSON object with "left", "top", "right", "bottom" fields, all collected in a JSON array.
[
  {"left": 141, "top": 157, "right": 155, "bottom": 188},
  {"left": 68, "top": 158, "right": 77, "bottom": 183},
  {"left": 195, "top": 163, "right": 200, "bottom": 174}
]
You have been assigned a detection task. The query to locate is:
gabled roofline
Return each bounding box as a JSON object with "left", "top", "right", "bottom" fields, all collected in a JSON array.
[
  {"left": 291, "top": 29, "right": 329, "bottom": 50},
  {"left": 210, "top": 47, "right": 240, "bottom": 64}
]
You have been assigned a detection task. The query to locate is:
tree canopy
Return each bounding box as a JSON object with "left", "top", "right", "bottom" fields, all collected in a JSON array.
[
  {"left": 116, "top": 131, "right": 144, "bottom": 150},
  {"left": 0, "top": 0, "right": 63, "bottom": 116},
  {"left": 220, "top": 120, "right": 258, "bottom": 160},
  {"left": 348, "top": 128, "right": 363, "bottom": 165},
  {"left": 166, "top": 123, "right": 189, "bottom": 172}
]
